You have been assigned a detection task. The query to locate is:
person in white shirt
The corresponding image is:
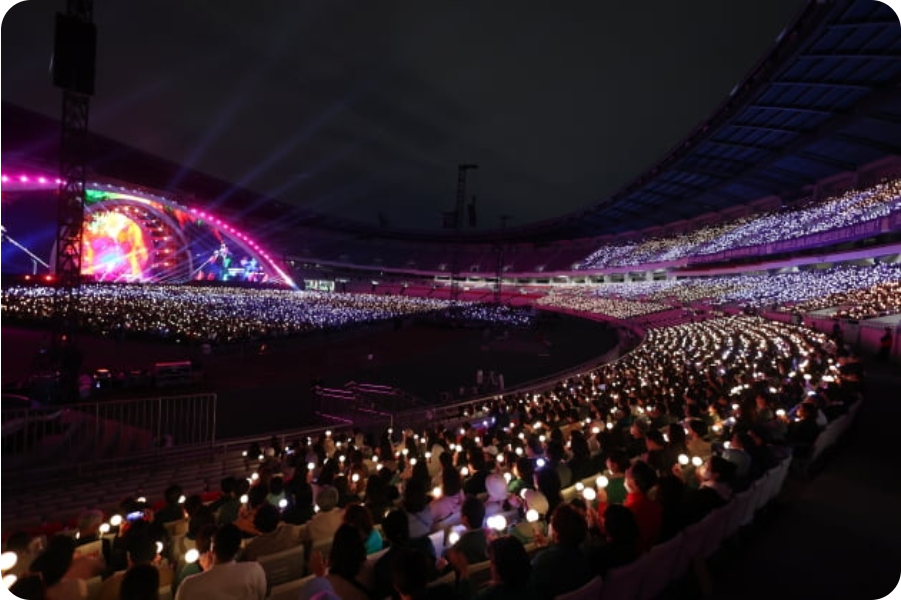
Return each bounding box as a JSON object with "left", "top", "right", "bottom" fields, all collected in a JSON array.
[{"left": 175, "top": 523, "right": 266, "bottom": 600}]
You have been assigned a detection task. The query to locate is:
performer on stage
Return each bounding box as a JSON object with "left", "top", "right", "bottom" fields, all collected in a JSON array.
[{"left": 216, "top": 243, "right": 232, "bottom": 281}]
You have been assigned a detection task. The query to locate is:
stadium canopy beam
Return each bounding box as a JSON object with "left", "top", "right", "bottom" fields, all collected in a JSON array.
[
  {"left": 798, "top": 52, "right": 900, "bottom": 59},
  {"left": 704, "top": 138, "right": 779, "bottom": 153},
  {"left": 834, "top": 133, "right": 901, "bottom": 155},
  {"left": 797, "top": 151, "right": 857, "bottom": 171},
  {"left": 825, "top": 18, "right": 901, "bottom": 30},
  {"left": 747, "top": 103, "right": 839, "bottom": 116},
  {"left": 726, "top": 123, "right": 810, "bottom": 135},
  {"left": 767, "top": 80, "right": 873, "bottom": 91}
]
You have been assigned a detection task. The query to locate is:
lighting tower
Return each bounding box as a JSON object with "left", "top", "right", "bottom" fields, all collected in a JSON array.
[
  {"left": 450, "top": 164, "right": 478, "bottom": 302},
  {"left": 494, "top": 215, "right": 512, "bottom": 303},
  {"left": 51, "top": 0, "right": 96, "bottom": 400}
]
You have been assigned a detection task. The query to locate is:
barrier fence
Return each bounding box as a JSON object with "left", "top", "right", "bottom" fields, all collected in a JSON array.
[{"left": 1, "top": 393, "right": 217, "bottom": 475}]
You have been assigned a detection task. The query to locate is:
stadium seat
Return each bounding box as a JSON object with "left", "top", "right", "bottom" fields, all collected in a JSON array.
[{"left": 258, "top": 545, "right": 305, "bottom": 589}]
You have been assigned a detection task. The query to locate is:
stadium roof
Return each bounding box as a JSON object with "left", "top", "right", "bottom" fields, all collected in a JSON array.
[{"left": 548, "top": 0, "right": 901, "bottom": 240}]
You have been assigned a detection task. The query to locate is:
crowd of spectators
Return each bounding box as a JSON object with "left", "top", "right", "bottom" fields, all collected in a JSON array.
[
  {"left": 536, "top": 289, "right": 671, "bottom": 319},
  {"left": 0, "top": 285, "right": 533, "bottom": 345},
  {"left": 706, "top": 264, "right": 901, "bottom": 309},
  {"left": 579, "top": 178, "right": 901, "bottom": 269},
  {"left": 2, "top": 314, "right": 866, "bottom": 599},
  {"left": 535, "top": 264, "right": 901, "bottom": 317},
  {"left": 782, "top": 280, "right": 901, "bottom": 321}
]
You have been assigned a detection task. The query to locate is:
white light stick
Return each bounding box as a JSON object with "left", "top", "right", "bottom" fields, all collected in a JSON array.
[
  {"left": 184, "top": 548, "right": 200, "bottom": 564},
  {"left": 596, "top": 475, "right": 609, "bottom": 488},
  {"left": 0, "top": 552, "right": 17, "bottom": 572}
]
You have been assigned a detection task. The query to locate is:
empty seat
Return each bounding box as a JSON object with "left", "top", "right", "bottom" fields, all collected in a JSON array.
[{"left": 258, "top": 545, "right": 305, "bottom": 589}]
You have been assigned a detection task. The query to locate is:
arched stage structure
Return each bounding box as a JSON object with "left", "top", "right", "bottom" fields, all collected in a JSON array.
[{"left": 0, "top": 171, "right": 297, "bottom": 288}]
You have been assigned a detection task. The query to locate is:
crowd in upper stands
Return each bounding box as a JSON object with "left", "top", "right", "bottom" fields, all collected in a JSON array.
[
  {"left": 781, "top": 280, "right": 901, "bottom": 321},
  {"left": 536, "top": 290, "right": 671, "bottom": 319},
  {"left": 0, "top": 286, "right": 534, "bottom": 344},
  {"left": 537, "top": 264, "right": 901, "bottom": 317},
  {"left": 579, "top": 178, "right": 901, "bottom": 269},
  {"left": 2, "top": 314, "right": 867, "bottom": 599}
]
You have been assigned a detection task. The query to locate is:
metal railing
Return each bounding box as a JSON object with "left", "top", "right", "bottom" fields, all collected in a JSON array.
[{"left": 1, "top": 393, "right": 217, "bottom": 475}]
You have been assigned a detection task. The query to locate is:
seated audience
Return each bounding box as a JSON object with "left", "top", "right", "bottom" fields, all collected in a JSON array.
[
  {"left": 449, "top": 536, "right": 537, "bottom": 600},
  {"left": 299, "top": 486, "right": 344, "bottom": 552},
  {"left": 343, "top": 504, "right": 384, "bottom": 555},
  {"left": 238, "top": 503, "right": 296, "bottom": 561},
  {"left": 175, "top": 523, "right": 265, "bottom": 600},
  {"left": 589, "top": 504, "right": 641, "bottom": 577},
  {"left": 450, "top": 496, "right": 489, "bottom": 565},
  {"left": 313, "top": 523, "right": 375, "bottom": 600},
  {"left": 29, "top": 534, "right": 87, "bottom": 600},
  {"left": 531, "top": 503, "right": 592, "bottom": 600},
  {"left": 373, "top": 510, "right": 437, "bottom": 600},
  {"left": 98, "top": 526, "right": 172, "bottom": 600},
  {"left": 622, "top": 461, "right": 662, "bottom": 552},
  {"left": 119, "top": 563, "right": 160, "bottom": 600}
]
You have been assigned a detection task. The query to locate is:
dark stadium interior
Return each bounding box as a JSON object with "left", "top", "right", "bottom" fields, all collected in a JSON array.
[{"left": 2, "top": 1, "right": 901, "bottom": 600}]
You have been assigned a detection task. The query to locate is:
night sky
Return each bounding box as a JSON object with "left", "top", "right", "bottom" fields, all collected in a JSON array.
[{"left": 2, "top": 0, "right": 806, "bottom": 231}]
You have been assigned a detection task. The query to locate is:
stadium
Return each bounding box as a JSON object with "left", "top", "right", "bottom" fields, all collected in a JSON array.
[{"left": 1, "top": 1, "right": 900, "bottom": 599}]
